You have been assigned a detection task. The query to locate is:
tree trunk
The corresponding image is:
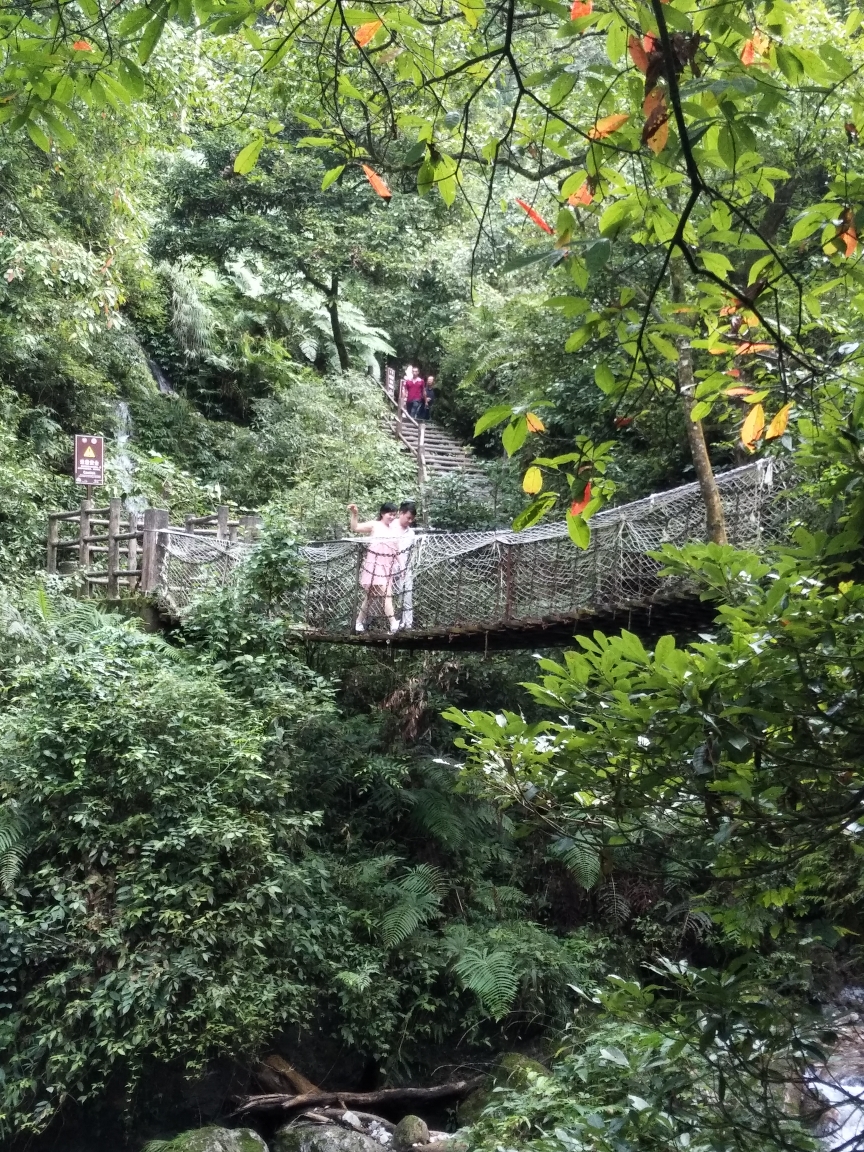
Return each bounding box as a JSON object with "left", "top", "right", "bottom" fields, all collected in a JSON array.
[
  {"left": 670, "top": 260, "right": 728, "bottom": 545},
  {"left": 327, "top": 272, "right": 350, "bottom": 372}
]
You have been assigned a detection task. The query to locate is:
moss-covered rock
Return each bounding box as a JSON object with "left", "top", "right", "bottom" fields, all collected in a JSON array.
[
  {"left": 164, "top": 1127, "right": 268, "bottom": 1152},
  {"left": 272, "top": 1123, "right": 382, "bottom": 1152},
  {"left": 392, "top": 1115, "right": 429, "bottom": 1150},
  {"left": 456, "top": 1052, "right": 550, "bottom": 1126}
]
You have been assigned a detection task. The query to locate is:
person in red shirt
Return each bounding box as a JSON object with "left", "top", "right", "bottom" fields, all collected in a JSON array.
[{"left": 401, "top": 365, "right": 425, "bottom": 419}]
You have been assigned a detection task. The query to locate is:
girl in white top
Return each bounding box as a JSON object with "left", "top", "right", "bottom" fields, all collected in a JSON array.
[
  {"left": 392, "top": 501, "right": 417, "bottom": 630},
  {"left": 348, "top": 502, "right": 400, "bottom": 632}
]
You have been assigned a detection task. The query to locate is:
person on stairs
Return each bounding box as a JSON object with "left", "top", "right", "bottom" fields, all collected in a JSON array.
[
  {"left": 401, "top": 365, "right": 425, "bottom": 420},
  {"left": 421, "top": 375, "right": 435, "bottom": 422},
  {"left": 348, "top": 502, "right": 400, "bottom": 633},
  {"left": 392, "top": 501, "right": 417, "bottom": 630}
]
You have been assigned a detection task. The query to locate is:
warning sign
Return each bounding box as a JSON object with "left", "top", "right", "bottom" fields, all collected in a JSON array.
[
  {"left": 74, "top": 435, "right": 104, "bottom": 487},
  {"left": 385, "top": 366, "right": 396, "bottom": 399}
]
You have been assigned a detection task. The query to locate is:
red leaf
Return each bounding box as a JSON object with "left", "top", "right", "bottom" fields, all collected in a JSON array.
[
  {"left": 614, "top": 416, "right": 633, "bottom": 427},
  {"left": 643, "top": 32, "right": 658, "bottom": 53},
  {"left": 570, "top": 0, "right": 592, "bottom": 17},
  {"left": 72, "top": 39, "right": 92, "bottom": 50},
  {"left": 570, "top": 482, "right": 592, "bottom": 515},
  {"left": 568, "top": 180, "right": 593, "bottom": 207},
  {"left": 736, "top": 342, "right": 773, "bottom": 355},
  {"left": 362, "top": 165, "right": 392, "bottom": 199},
  {"left": 629, "top": 35, "right": 649, "bottom": 74},
  {"left": 516, "top": 198, "right": 553, "bottom": 234},
  {"left": 724, "top": 368, "right": 741, "bottom": 378},
  {"left": 740, "top": 39, "right": 756, "bottom": 66}
]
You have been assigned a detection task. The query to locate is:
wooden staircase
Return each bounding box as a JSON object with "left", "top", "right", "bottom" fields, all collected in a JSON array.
[{"left": 377, "top": 380, "right": 488, "bottom": 490}]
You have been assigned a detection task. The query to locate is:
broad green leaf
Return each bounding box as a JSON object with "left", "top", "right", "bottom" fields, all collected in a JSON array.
[
  {"left": 321, "top": 164, "right": 345, "bottom": 190},
  {"left": 474, "top": 404, "right": 513, "bottom": 436},
  {"left": 138, "top": 12, "right": 167, "bottom": 64},
  {"left": 502, "top": 416, "right": 529, "bottom": 456},
  {"left": 234, "top": 136, "right": 264, "bottom": 175},
  {"left": 26, "top": 121, "right": 51, "bottom": 152},
  {"left": 513, "top": 492, "right": 557, "bottom": 531},
  {"left": 566, "top": 510, "right": 590, "bottom": 549}
]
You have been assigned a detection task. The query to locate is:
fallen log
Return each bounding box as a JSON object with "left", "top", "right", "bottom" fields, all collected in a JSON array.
[{"left": 234, "top": 1077, "right": 485, "bottom": 1118}]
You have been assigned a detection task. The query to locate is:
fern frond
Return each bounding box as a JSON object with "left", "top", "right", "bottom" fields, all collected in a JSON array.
[
  {"left": 0, "top": 801, "right": 25, "bottom": 893},
  {"left": 453, "top": 947, "right": 519, "bottom": 1020},
  {"left": 547, "top": 834, "right": 601, "bottom": 889},
  {"left": 380, "top": 865, "right": 444, "bottom": 947},
  {"left": 408, "top": 788, "right": 466, "bottom": 848},
  {"left": 598, "top": 879, "right": 631, "bottom": 926}
]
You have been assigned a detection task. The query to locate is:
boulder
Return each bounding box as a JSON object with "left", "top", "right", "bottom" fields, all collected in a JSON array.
[
  {"left": 161, "top": 1128, "right": 268, "bottom": 1152},
  {"left": 392, "top": 1116, "right": 429, "bottom": 1150},
  {"left": 456, "top": 1052, "right": 549, "bottom": 1126},
  {"left": 272, "top": 1123, "right": 383, "bottom": 1152}
]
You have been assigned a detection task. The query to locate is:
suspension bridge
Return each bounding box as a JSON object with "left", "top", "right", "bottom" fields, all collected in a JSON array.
[{"left": 47, "top": 460, "right": 800, "bottom": 649}]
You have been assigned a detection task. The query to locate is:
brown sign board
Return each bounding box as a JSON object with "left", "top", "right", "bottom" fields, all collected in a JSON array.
[{"left": 74, "top": 435, "right": 104, "bottom": 487}]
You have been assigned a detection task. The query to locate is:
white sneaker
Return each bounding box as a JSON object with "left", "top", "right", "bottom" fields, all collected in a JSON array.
[
  {"left": 390, "top": 618, "right": 401, "bottom": 632},
  {"left": 355, "top": 621, "right": 365, "bottom": 632}
]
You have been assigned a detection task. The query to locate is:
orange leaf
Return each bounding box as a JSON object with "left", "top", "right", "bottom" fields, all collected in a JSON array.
[
  {"left": 765, "top": 402, "right": 791, "bottom": 439},
  {"left": 516, "top": 198, "right": 553, "bottom": 234},
  {"left": 725, "top": 368, "right": 741, "bottom": 378},
  {"left": 614, "top": 416, "right": 633, "bottom": 427},
  {"left": 588, "top": 113, "right": 629, "bottom": 140},
  {"left": 526, "top": 412, "right": 546, "bottom": 432},
  {"left": 741, "top": 403, "right": 765, "bottom": 450},
  {"left": 642, "top": 88, "right": 669, "bottom": 154},
  {"left": 568, "top": 180, "right": 593, "bottom": 207},
  {"left": 725, "top": 386, "right": 755, "bottom": 397},
  {"left": 72, "top": 39, "right": 92, "bottom": 50},
  {"left": 740, "top": 39, "right": 756, "bottom": 65},
  {"left": 362, "top": 165, "right": 392, "bottom": 199},
  {"left": 719, "top": 301, "right": 741, "bottom": 316},
  {"left": 354, "top": 19, "right": 383, "bottom": 46},
  {"left": 570, "top": 0, "right": 592, "bottom": 16},
  {"left": 570, "top": 482, "right": 592, "bottom": 516},
  {"left": 752, "top": 31, "right": 770, "bottom": 53},
  {"left": 643, "top": 32, "right": 658, "bottom": 53},
  {"left": 629, "top": 35, "right": 649, "bottom": 73},
  {"left": 838, "top": 207, "right": 858, "bottom": 258},
  {"left": 736, "top": 342, "right": 773, "bottom": 355}
]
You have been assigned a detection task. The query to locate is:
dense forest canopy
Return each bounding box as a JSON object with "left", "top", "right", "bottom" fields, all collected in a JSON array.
[{"left": 1, "top": 1, "right": 864, "bottom": 1151}]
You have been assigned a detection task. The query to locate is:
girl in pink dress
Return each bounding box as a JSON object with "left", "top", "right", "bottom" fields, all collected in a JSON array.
[{"left": 348, "top": 502, "right": 400, "bottom": 632}]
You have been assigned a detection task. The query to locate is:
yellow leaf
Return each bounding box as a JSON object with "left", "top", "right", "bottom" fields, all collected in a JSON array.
[
  {"left": 522, "top": 466, "right": 543, "bottom": 494},
  {"left": 354, "top": 20, "right": 382, "bottom": 46},
  {"left": 741, "top": 403, "right": 765, "bottom": 450},
  {"left": 765, "top": 402, "right": 791, "bottom": 440},
  {"left": 526, "top": 412, "right": 546, "bottom": 432}
]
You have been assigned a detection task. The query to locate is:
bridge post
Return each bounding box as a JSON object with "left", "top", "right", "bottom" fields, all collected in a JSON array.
[
  {"left": 106, "top": 497, "right": 122, "bottom": 599},
  {"left": 216, "top": 504, "right": 230, "bottom": 541},
  {"left": 127, "top": 510, "right": 139, "bottom": 590},
  {"left": 140, "top": 507, "right": 169, "bottom": 594},
  {"left": 239, "top": 514, "right": 263, "bottom": 542},
  {"left": 46, "top": 514, "right": 59, "bottom": 575},
  {"left": 78, "top": 494, "right": 93, "bottom": 576}
]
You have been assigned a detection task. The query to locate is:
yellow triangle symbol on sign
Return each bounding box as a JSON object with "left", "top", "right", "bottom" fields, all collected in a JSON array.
[{"left": 83, "top": 446, "right": 95, "bottom": 457}]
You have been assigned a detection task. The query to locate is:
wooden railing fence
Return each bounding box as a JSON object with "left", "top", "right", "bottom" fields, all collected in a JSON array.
[{"left": 47, "top": 497, "right": 261, "bottom": 598}]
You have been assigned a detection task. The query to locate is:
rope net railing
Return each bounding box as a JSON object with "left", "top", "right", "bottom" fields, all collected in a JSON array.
[
  {"left": 158, "top": 531, "right": 253, "bottom": 615},
  {"left": 155, "top": 461, "right": 804, "bottom": 633},
  {"left": 299, "top": 461, "right": 804, "bottom": 637}
]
